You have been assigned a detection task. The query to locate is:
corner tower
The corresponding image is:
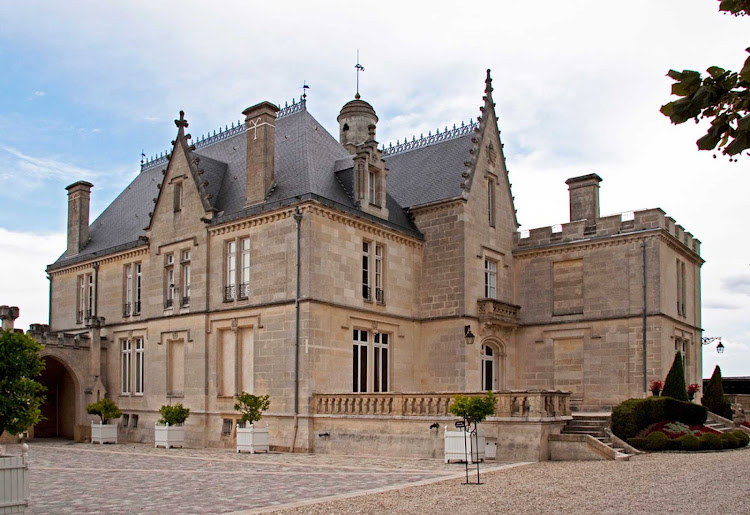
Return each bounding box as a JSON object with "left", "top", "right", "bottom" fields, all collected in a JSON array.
[{"left": 337, "top": 94, "right": 379, "bottom": 153}]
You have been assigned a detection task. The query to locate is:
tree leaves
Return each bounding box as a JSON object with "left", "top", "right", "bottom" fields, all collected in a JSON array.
[{"left": 0, "top": 330, "right": 46, "bottom": 436}]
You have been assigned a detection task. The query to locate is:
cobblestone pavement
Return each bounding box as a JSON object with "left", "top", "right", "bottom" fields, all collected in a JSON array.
[{"left": 8, "top": 440, "right": 518, "bottom": 514}]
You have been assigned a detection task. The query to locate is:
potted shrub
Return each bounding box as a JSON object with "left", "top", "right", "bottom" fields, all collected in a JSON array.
[
  {"left": 687, "top": 383, "right": 701, "bottom": 401},
  {"left": 649, "top": 380, "right": 664, "bottom": 397},
  {"left": 155, "top": 403, "right": 190, "bottom": 449},
  {"left": 0, "top": 329, "right": 45, "bottom": 512},
  {"left": 234, "top": 392, "right": 270, "bottom": 453},
  {"left": 86, "top": 398, "right": 122, "bottom": 444}
]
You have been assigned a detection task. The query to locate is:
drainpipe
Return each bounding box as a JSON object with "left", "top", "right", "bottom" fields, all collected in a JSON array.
[
  {"left": 47, "top": 273, "right": 52, "bottom": 326},
  {"left": 642, "top": 241, "right": 647, "bottom": 395},
  {"left": 291, "top": 207, "right": 302, "bottom": 452}
]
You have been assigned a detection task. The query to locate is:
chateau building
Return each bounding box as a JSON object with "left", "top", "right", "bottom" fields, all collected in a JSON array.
[{"left": 25, "top": 70, "right": 703, "bottom": 460}]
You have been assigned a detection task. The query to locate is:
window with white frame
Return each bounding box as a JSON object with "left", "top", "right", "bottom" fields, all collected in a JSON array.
[
  {"left": 369, "top": 170, "right": 376, "bottom": 205},
  {"left": 76, "top": 274, "right": 92, "bottom": 324},
  {"left": 676, "top": 259, "right": 687, "bottom": 318},
  {"left": 482, "top": 344, "right": 496, "bottom": 391},
  {"left": 363, "top": 241, "right": 385, "bottom": 302},
  {"left": 352, "top": 329, "right": 390, "bottom": 393},
  {"left": 134, "top": 338, "right": 144, "bottom": 395},
  {"left": 121, "top": 339, "right": 132, "bottom": 394},
  {"left": 181, "top": 250, "right": 191, "bottom": 307},
  {"left": 374, "top": 244, "right": 384, "bottom": 304},
  {"left": 225, "top": 240, "right": 237, "bottom": 301},
  {"left": 484, "top": 259, "right": 497, "bottom": 299},
  {"left": 164, "top": 253, "right": 175, "bottom": 309},
  {"left": 123, "top": 263, "right": 142, "bottom": 316},
  {"left": 362, "top": 242, "right": 371, "bottom": 301},
  {"left": 240, "top": 238, "right": 250, "bottom": 299}
]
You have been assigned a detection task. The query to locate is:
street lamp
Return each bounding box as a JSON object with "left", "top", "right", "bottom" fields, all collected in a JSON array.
[
  {"left": 464, "top": 325, "right": 475, "bottom": 345},
  {"left": 702, "top": 336, "right": 724, "bottom": 354}
]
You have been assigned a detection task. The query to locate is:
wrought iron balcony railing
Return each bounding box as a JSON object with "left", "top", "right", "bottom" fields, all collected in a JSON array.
[
  {"left": 123, "top": 302, "right": 131, "bottom": 317},
  {"left": 375, "top": 288, "right": 385, "bottom": 304},
  {"left": 181, "top": 296, "right": 190, "bottom": 307},
  {"left": 362, "top": 285, "right": 371, "bottom": 301},
  {"left": 133, "top": 301, "right": 141, "bottom": 315},
  {"left": 224, "top": 285, "right": 236, "bottom": 302},
  {"left": 164, "top": 298, "right": 173, "bottom": 309},
  {"left": 238, "top": 283, "right": 249, "bottom": 299}
]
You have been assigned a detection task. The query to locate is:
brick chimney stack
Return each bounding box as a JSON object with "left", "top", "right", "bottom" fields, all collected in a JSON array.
[
  {"left": 565, "top": 174, "right": 602, "bottom": 222},
  {"left": 66, "top": 181, "right": 94, "bottom": 255},
  {"left": 242, "top": 101, "right": 279, "bottom": 206}
]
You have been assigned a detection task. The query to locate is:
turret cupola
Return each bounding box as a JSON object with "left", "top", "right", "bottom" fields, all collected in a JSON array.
[{"left": 337, "top": 94, "right": 378, "bottom": 153}]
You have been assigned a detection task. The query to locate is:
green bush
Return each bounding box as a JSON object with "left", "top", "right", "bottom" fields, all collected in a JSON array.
[
  {"left": 661, "top": 352, "right": 688, "bottom": 401},
  {"left": 627, "top": 437, "right": 647, "bottom": 449},
  {"left": 720, "top": 432, "right": 739, "bottom": 449},
  {"left": 676, "top": 433, "right": 701, "bottom": 451},
  {"left": 702, "top": 365, "right": 732, "bottom": 419},
  {"left": 699, "top": 432, "right": 722, "bottom": 450},
  {"left": 86, "top": 398, "right": 122, "bottom": 424},
  {"left": 234, "top": 392, "right": 270, "bottom": 426},
  {"left": 643, "top": 431, "right": 669, "bottom": 451},
  {"left": 0, "top": 330, "right": 46, "bottom": 436},
  {"left": 732, "top": 430, "right": 749, "bottom": 447},
  {"left": 158, "top": 403, "right": 190, "bottom": 426},
  {"left": 611, "top": 397, "right": 707, "bottom": 439}
]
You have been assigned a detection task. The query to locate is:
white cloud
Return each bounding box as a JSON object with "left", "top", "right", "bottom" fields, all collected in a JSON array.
[
  {"left": 0, "top": 228, "right": 65, "bottom": 330},
  {"left": 0, "top": 145, "right": 100, "bottom": 187},
  {"left": 32, "top": 91, "right": 46, "bottom": 97}
]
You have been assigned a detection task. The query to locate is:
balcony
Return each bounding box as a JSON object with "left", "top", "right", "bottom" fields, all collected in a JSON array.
[
  {"left": 122, "top": 302, "right": 131, "bottom": 317},
  {"left": 375, "top": 288, "right": 385, "bottom": 304},
  {"left": 477, "top": 298, "right": 521, "bottom": 327},
  {"left": 224, "top": 285, "right": 236, "bottom": 302},
  {"left": 164, "top": 298, "right": 173, "bottom": 309},
  {"left": 238, "top": 283, "right": 249, "bottom": 300}
]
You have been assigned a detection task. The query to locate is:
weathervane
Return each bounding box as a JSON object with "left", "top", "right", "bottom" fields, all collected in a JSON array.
[
  {"left": 355, "top": 49, "right": 365, "bottom": 99},
  {"left": 301, "top": 80, "right": 310, "bottom": 100}
]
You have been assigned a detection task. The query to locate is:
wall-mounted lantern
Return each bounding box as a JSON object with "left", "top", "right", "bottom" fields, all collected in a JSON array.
[{"left": 464, "top": 325, "right": 475, "bottom": 345}]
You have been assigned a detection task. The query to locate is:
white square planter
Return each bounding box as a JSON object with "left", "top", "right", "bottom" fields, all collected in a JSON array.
[
  {"left": 0, "top": 453, "right": 28, "bottom": 513},
  {"left": 236, "top": 425, "right": 269, "bottom": 454},
  {"left": 91, "top": 422, "right": 118, "bottom": 444},
  {"left": 444, "top": 430, "right": 485, "bottom": 463},
  {"left": 154, "top": 423, "right": 185, "bottom": 449}
]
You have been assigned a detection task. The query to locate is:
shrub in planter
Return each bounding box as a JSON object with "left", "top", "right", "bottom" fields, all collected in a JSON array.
[
  {"left": 720, "top": 432, "right": 739, "bottom": 449},
  {"left": 86, "top": 398, "right": 122, "bottom": 424},
  {"left": 699, "top": 432, "right": 722, "bottom": 450},
  {"left": 702, "top": 365, "right": 732, "bottom": 419},
  {"left": 661, "top": 352, "right": 688, "bottom": 402},
  {"left": 234, "top": 393, "right": 271, "bottom": 454},
  {"left": 158, "top": 403, "right": 190, "bottom": 426},
  {"left": 676, "top": 434, "right": 701, "bottom": 451},
  {"left": 234, "top": 393, "right": 270, "bottom": 427}
]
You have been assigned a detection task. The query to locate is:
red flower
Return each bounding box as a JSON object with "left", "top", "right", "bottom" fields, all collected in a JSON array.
[{"left": 687, "top": 383, "right": 701, "bottom": 394}]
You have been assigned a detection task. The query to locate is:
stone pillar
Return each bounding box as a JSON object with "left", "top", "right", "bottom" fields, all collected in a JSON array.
[
  {"left": 0, "top": 305, "right": 19, "bottom": 331},
  {"left": 65, "top": 181, "right": 94, "bottom": 255},
  {"left": 242, "top": 101, "right": 279, "bottom": 206},
  {"left": 565, "top": 174, "right": 602, "bottom": 222}
]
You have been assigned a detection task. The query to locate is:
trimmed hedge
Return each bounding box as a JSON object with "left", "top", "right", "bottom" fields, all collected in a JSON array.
[
  {"left": 628, "top": 430, "right": 749, "bottom": 451},
  {"left": 702, "top": 366, "right": 732, "bottom": 419},
  {"left": 662, "top": 352, "right": 689, "bottom": 401},
  {"left": 612, "top": 397, "right": 708, "bottom": 439}
]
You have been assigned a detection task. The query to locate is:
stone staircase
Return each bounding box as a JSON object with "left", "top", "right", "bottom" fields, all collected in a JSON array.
[{"left": 561, "top": 413, "right": 635, "bottom": 460}]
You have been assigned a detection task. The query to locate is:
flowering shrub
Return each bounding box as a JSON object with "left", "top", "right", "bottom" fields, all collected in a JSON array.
[
  {"left": 645, "top": 420, "right": 719, "bottom": 439},
  {"left": 687, "top": 383, "right": 701, "bottom": 394},
  {"left": 742, "top": 420, "right": 750, "bottom": 429}
]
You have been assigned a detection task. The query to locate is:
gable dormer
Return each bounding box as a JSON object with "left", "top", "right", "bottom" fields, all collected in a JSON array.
[{"left": 338, "top": 96, "right": 389, "bottom": 220}]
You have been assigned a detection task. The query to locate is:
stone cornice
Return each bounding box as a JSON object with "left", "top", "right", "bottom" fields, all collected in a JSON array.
[
  {"left": 48, "top": 246, "right": 149, "bottom": 277},
  {"left": 408, "top": 197, "right": 464, "bottom": 216}
]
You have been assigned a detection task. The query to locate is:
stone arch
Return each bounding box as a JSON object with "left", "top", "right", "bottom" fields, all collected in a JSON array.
[
  {"left": 480, "top": 337, "right": 507, "bottom": 391},
  {"left": 35, "top": 353, "right": 82, "bottom": 440}
]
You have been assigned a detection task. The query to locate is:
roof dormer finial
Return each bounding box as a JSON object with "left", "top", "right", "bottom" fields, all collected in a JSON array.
[
  {"left": 175, "top": 110, "right": 189, "bottom": 136},
  {"left": 355, "top": 49, "right": 365, "bottom": 99}
]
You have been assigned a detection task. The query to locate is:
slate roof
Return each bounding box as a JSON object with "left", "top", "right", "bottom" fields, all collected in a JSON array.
[{"left": 51, "top": 104, "right": 476, "bottom": 269}]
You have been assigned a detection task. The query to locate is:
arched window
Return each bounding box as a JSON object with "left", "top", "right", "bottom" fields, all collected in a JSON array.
[{"left": 482, "top": 344, "right": 496, "bottom": 391}]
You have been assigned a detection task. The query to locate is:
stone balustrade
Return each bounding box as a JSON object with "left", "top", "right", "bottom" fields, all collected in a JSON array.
[
  {"left": 313, "top": 390, "right": 571, "bottom": 419},
  {"left": 27, "top": 324, "right": 91, "bottom": 348},
  {"left": 477, "top": 298, "right": 521, "bottom": 326}
]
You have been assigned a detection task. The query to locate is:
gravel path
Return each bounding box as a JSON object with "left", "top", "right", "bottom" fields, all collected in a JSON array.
[{"left": 269, "top": 449, "right": 750, "bottom": 515}]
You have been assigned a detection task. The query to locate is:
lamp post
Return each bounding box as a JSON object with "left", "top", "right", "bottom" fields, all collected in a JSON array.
[{"left": 702, "top": 336, "right": 724, "bottom": 354}]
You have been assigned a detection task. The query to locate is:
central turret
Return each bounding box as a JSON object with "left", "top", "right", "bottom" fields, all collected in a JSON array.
[{"left": 337, "top": 94, "right": 378, "bottom": 153}]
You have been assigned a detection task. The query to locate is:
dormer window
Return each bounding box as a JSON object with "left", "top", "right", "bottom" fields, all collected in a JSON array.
[{"left": 369, "top": 171, "right": 376, "bottom": 205}]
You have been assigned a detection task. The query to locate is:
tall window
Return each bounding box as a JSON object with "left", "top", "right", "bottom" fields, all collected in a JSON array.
[
  {"left": 123, "top": 263, "right": 141, "bottom": 316},
  {"left": 369, "top": 171, "right": 376, "bottom": 205},
  {"left": 165, "top": 253, "right": 175, "bottom": 309},
  {"left": 181, "top": 250, "right": 191, "bottom": 307},
  {"left": 362, "top": 242, "right": 371, "bottom": 300},
  {"left": 373, "top": 332, "right": 389, "bottom": 393},
  {"left": 76, "top": 274, "right": 92, "bottom": 324},
  {"left": 240, "top": 238, "right": 250, "bottom": 299},
  {"left": 225, "top": 241, "right": 237, "bottom": 301},
  {"left": 121, "top": 339, "right": 132, "bottom": 394},
  {"left": 134, "top": 338, "right": 144, "bottom": 395},
  {"left": 484, "top": 259, "right": 497, "bottom": 299},
  {"left": 173, "top": 181, "right": 183, "bottom": 212},
  {"left": 374, "top": 244, "right": 384, "bottom": 304},
  {"left": 676, "top": 259, "right": 687, "bottom": 318},
  {"left": 488, "top": 179, "right": 496, "bottom": 227},
  {"left": 353, "top": 329, "right": 390, "bottom": 393},
  {"left": 482, "top": 344, "right": 496, "bottom": 391}
]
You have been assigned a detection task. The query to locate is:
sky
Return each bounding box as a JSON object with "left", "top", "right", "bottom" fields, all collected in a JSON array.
[{"left": 0, "top": 1, "right": 747, "bottom": 378}]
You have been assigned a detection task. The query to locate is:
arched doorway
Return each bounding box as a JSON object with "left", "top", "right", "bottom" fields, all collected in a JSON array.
[
  {"left": 36, "top": 356, "right": 78, "bottom": 439},
  {"left": 481, "top": 339, "right": 506, "bottom": 391}
]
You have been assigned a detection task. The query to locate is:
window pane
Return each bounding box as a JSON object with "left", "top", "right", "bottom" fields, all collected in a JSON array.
[
  {"left": 352, "top": 345, "right": 359, "bottom": 392},
  {"left": 374, "top": 347, "right": 380, "bottom": 392},
  {"left": 360, "top": 346, "right": 367, "bottom": 393},
  {"left": 382, "top": 348, "right": 388, "bottom": 392}
]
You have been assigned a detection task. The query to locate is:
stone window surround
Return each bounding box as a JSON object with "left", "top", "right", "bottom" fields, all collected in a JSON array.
[
  {"left": 115, "top": 330, "right": 147, "bottom": 397},
  {"left": 208, "top": 315, "right": 261, "bottom": 399},
  {"left": 362, "top": 239, "right": 386, "bottom": 305},
  {"left": 223, "top": 236, "right": 251, "bottom": 302},
  {"left": 352, "top": 327, "right": 390, "bottom": 394},
  {"left": 122, "top": 262, "right": 142, "bottom": 317}
]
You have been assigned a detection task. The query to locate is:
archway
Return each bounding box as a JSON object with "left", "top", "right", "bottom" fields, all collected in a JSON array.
[{"left": 36, "top": 356, "right": 78, "bottom": 439}]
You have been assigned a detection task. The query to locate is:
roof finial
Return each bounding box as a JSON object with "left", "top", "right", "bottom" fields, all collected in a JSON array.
[
  {"left": 175, "top": 110, "right": 188, "bottom": 137},
  {"left": 355, "top": 49, "right": 365, "bottom": 100},
  {"left": 485, "top": 68, "right": 493, "bottom": 96},
  {"left": 301, "top": 80, "right": 310, "bottom": 100}
]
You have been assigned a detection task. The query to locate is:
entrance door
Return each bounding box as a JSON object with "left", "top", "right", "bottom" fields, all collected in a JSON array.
[{"left": 36, "top": 356, "right": 76, "bottom": 439}]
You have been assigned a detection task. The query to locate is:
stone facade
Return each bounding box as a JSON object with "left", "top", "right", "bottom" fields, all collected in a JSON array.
[{"left": 23, "top": 70, "right": 702, "bottom": 459}]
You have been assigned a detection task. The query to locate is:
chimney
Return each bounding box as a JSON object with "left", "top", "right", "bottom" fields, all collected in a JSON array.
[
  {"left": 565, "top": 174, "right": 602, "bottom": 222},
  {"left": 66, "top": 181, "right": 94, "bottom": 254},
  {"left": 0, "top": 305, "right": 19, "bottom": 331},
  {"left": 242, "top": 101, "right": 279, "bottom": 206}
]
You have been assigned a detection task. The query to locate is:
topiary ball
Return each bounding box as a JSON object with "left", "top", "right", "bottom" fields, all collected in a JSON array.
[
  {"left": 676, "top": 433, "right": 700, "bottom": 451},
  {"left": 732, "top": 431, "right": 749, "bottom": 448},
  {"left": 720, "top": 432, "right": 739, "bottom": 449},
  {"left": 644, "top": 431, "right": 669, "bottom": 451},
  {"left": 699, "top": 432, "right": 722, "bottom": 450}
]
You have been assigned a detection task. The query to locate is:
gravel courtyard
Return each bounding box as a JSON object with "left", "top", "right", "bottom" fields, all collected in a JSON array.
[{"left": 9, "top": 440, "right": 749, "bottom": 514}]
